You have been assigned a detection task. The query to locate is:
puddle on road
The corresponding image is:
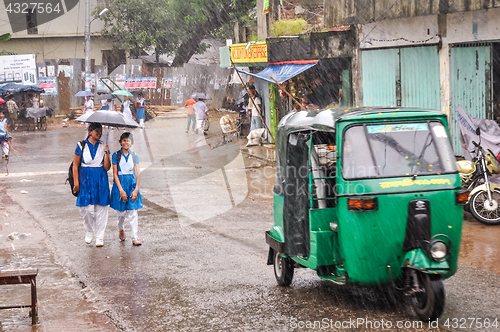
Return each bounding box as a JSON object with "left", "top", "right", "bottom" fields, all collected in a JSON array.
[{"left": 460, "top": 212, "right": 500, "bottom": 275}]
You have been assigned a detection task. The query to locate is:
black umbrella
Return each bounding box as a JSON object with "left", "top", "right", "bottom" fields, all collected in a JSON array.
[
  {"left": 97, "top": 94, "right": 115, "bottom": 100},
  {"left": 75, "top": 110, "right": 140, "bottom": 128}
]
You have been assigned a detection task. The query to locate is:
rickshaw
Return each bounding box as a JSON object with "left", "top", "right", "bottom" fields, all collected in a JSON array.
[
  {"left": 0, "top": 83, "right": 47, "bottom": 131},
  {"left": 266, "top": 107, "right": 466, "bottom": 321}
]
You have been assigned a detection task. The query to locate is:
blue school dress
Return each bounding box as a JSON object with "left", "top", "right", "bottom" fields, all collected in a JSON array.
[
  {"left": 136, "top": 98, "right": 145, "bottom": 120},
  {"left": 110, "top": 150, "right": 143, "bottom": 211},
  {"left": 75, "top": 140, "right": 110, "bottom": 207},
  {"left": 0, "top": 118, "right": 11, "bottom": 140}
]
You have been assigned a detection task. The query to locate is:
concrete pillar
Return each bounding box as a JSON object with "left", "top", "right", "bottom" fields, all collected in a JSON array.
[
  {"left": 257, "top": 0, "right": 268, "bottom": 40},
  {"left": 439, "top": 41, "right": 451, "bottom": 117}
]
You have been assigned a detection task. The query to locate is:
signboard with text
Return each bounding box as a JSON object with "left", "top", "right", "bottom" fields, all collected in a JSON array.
[
  {"left": 38, "top": 77, "right": 57, "bottom": 95},
  {"left": 0, "top": 54, "right": 37, "bottom": 85},
  {"left": 230, "top": 42, "right": 267, "bottom": 64}
]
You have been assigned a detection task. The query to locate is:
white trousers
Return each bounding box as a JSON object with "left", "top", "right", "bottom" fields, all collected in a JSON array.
[
  {"left": 139, "top": 119, "right": 144, "bottom": 127},
  {"left": 79, "top": 205, "right": 109, "bottom": 241},
  {"left": 1, "top": 141, "right": 9, "bottom": 155},
  {"left": 117, "top": 210, "right": 138, "bottom": 241}
]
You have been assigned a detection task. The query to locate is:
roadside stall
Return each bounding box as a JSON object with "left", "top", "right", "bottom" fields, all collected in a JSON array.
[{"left": 0, "top": 83, "right": 50, "bottom": 131}]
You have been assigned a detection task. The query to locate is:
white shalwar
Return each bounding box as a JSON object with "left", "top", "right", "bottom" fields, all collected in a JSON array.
[
  {"left": 1, "top": 140, "right": 9, "bottom": 156},
  {"left": 79, "top": 205, "right": 109, "bottom": 242},
  {"left": 117, "top": 210, "right": 139, "bottom": 240}
]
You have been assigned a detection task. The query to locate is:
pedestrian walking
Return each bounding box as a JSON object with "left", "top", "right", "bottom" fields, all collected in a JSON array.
[
  {"left": 194, "top": 98, "right": 209, "bottom": 135},
  {"left": 100, "top": 99, "right": 108, "bottom": 110},
  {"left": 84, "top": 96, "right": 94, "bottom": 114},
  {"left": 0, "top": 111, "right": 12, "bottom": 159},
  {"left": 107, "top": 99, "right": 115, "bottom": 112},
  {"left": 6, "top": 95, "right": 18, "bottom": 131},
  {"left": 136, "top": 94, "right": 145, "bottom": 128},
  {"left": 72, "top": 123, "right": 111, "bottom": 247},
  {"left": 122, "top": 96, "right": 132, "bottom": 119},
  {"left": 184, "top": 97, "right": 196, "bottom": 133},
  {"left": 110, "top": 132, "right": 143, "bottom": 246}
]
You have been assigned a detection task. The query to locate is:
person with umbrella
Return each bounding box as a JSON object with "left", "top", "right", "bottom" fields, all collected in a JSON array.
[
  {"left": 72, "top": 122, "right": 111, "bottom": 247},
  {"left": 110, "top": 132, "right": 143, "bottom": 246}
]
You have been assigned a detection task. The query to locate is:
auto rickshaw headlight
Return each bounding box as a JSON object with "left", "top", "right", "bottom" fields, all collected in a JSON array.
[{"left": 430, "top": 240, "right": 448, "bottom": 261}]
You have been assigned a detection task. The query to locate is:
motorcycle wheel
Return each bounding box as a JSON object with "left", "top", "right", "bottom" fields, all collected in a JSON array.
[
  {"left": 470, "top": 188, "right": 500, "bottom": 225},
  {"left": 273, "top": 250, "right": 294, "bottom": 287},
  {"left": 411, "top": 272, "right": 445, "bottom": 321}
]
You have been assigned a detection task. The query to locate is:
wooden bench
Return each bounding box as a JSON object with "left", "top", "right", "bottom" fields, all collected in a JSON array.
[{"left": 0, "top": 268, "right": 38, "bottom": 324}]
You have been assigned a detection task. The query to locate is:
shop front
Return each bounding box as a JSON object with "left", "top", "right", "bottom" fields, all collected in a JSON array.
[{"left": 237, "top": 29, "right": 356, "bottom": 141}]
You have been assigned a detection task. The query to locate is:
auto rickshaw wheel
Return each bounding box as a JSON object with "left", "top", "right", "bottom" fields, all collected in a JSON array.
[
  {"left": 469, "top": 188, "right": 500, "bottom": 225},
  {"left": 273, "top": 250, "right": 294, "bottom": 287},
  {"left": 411, "top": 272, "right": 445, "bottom": 321}
]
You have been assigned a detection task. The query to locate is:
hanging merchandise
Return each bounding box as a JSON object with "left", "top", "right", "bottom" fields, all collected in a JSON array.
[{"left": 263, "top": 0, "right": 269, "bottom": 14}]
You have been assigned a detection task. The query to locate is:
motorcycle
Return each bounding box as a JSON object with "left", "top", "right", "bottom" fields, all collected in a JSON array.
[{"left": 456, "top": 128, "right": 500, "bottom": 225}]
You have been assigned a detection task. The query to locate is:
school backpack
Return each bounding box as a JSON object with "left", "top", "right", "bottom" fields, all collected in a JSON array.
[{"left": 66, "top": 140, "right": 86, "bottom": 197}]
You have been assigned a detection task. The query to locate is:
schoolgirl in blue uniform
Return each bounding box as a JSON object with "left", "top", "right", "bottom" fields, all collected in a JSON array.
[
  {"left": 0, "top": 111, "right": 12, "bottom": 158},
  {"left": 72, "top": 122, "right": 111, "bottom": 247},
  {"left": 136, "top": 94, "right": 145, "bottom": 128},
  {"left": 110, "top": 132, "right": 143, "bottom": 246}
]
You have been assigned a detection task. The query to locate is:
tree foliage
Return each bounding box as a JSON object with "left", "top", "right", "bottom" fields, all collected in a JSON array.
[{"left": 96, "top": 0, "right": 255, "bottom": 66}]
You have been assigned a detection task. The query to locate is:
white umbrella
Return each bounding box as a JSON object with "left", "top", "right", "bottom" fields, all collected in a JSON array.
[{"left": 75, "top": 90, "right": 94, "bottom": 97}]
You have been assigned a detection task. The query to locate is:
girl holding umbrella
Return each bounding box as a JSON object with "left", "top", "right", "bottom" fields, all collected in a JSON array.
[{"left": 72, "top": 122, "right": 111, "bottom": 247}]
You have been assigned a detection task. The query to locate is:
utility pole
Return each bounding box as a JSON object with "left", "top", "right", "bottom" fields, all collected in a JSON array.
[{"left": 84, "top": 3, "right": 108, "bottom": 91}]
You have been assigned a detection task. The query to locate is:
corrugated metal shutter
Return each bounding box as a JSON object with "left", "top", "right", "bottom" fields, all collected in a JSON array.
[
  {"left": 400, "top": 46, "right": 440, "bottom": 110},
  {"left": 362, "top": 49, "right": 399, "bottom": 107},
  {"left": 450, "top": 45, "right": 492, "bottom": 153}
]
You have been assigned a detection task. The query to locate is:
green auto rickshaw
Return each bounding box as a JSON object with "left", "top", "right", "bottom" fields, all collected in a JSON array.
[{"left": 266, "top": 107, "right": 467, "bottom": 321}]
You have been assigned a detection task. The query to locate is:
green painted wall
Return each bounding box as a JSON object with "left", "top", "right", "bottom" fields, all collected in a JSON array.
[{"left": 450, "top": 46, "right": 492, "bottom": 153}]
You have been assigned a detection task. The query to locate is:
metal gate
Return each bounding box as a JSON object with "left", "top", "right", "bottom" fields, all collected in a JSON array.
[
  {"left": 400, "top": 47, "right": 440, "bottom": 110},
  {"left": 362, "top": 46, "right": 440, "bottom": 110},
  {"left": 450, "top": 44, "right": 492, "bottom": 153},
  {"left": 362, "top": 49, "right": 399, "bottom": 107}
]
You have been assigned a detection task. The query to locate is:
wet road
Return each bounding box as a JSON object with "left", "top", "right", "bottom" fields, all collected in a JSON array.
[{"left": 0, "top": 110, "right": 499, "bottom": 331}]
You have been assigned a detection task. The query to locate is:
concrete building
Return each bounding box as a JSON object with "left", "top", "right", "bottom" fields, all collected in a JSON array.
[
  {"left": 325, "top": 0, "right": 500, "bottom": 152},
  {"left": 0, "top": 0, "right": 113, "bottom": 67}
]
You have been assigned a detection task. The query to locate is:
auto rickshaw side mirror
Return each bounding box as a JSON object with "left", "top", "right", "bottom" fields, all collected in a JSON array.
[{"left": 476, "top": 127, "right": 481, "bottom": 136}]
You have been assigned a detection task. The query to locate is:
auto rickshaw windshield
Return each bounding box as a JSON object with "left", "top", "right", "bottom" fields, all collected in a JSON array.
[{"left": 342, "top": 121, "right": 457, "bottom": 179}]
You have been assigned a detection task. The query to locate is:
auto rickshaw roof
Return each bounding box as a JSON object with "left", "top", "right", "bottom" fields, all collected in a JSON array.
[{"left": 278, "top": 107, "right": 445, "bottom": 134}]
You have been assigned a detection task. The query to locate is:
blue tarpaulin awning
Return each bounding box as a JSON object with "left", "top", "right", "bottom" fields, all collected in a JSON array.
[{"left": 237, "top": 60, "right": 318, "bottom": 84}]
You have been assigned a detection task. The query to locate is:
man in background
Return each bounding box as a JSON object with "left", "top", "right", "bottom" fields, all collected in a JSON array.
[
  {"left": 194, "top": 98, "right": 209, "bottom": 135},
  {"left": 184, "top": 97, "right": 196, "bottom": 133},
  {"left": 6, "top": 95, "right": 18, "bottom": 131}
]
